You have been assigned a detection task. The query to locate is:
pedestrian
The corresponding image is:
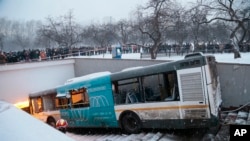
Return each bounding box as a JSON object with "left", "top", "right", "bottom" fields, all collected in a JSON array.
[{"left": 0, "top": 51, "right": 6, "bottom": 64}]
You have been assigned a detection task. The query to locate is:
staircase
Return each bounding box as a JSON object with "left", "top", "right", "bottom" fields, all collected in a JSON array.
[{"left": 221, "top": 111, "right": 250, "bottom": 125}]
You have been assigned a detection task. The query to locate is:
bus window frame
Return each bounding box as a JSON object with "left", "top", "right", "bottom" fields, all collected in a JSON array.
[
  {"left": 69, "top": 87, "right": 90, "bottom": 108},
  {"left": 112, "top": 70, "right": 180, "bottom": 105},
  {"left": 30, "top": 96, "right": 43, "bottom": 114}
]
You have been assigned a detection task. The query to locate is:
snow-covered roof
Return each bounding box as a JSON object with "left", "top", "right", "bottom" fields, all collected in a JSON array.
[{"left": 121, "top": 66, "right": 144, "bottom": 72}]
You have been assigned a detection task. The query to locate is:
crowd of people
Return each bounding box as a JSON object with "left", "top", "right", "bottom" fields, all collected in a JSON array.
[
  {"left": 0, "top": 46, "right": 139, "bottom": 64},
  {"left": 0, "top": 43, "right": 249, "bottom": 64},
  {"left": 0, "top": 47, "right": 95, "bottom": 64}
]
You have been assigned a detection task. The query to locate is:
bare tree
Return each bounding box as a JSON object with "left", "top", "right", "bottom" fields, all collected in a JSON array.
[
  {"left": 187, "top": 5, "right": 209, "bottom": 48},
  {"left": 0, "top": 18, "right": 7, "bottom": 51},
  {"left": 210, "top": 21, "right": 231, "bottom": 43},
  {"left": 168, "top": 8, "right": 189, "bottom": 45},
  {"left": 0, "top": 33, "right": 4, "bottom": 51},
  {"left": 247, "top": 20, "right": 250, "bottom": 42},
  {"left": 115, "top": 20, "right": 131, "bottom": 46},
  {"left": 37, "top": 10, "right": 83, "bottom": 49},
  {"left": 84, "top": 24, "right": 109, "bottom": 48},
  {"left": 197, "top": 0, "right": 250, "bottom": 58},
  {"left": 0, "top": 18, "right": 14, "bottom": 51},
  {"left": 11, "top": 21, "right": 35, "bottom": 50},
  {"left": 82, "top": 23, "right": 117, "bottom": 49},
  {"left": 135, "top": 0, "right": 179, "bottom": 59}
]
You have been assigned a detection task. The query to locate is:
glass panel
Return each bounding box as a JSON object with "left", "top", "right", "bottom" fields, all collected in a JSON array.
[
  {"left": 31, "top": 97, "right": 42, "bottom": 113},
  {"left": 70, "top": 87, "right": 89, "bottom": 108}
]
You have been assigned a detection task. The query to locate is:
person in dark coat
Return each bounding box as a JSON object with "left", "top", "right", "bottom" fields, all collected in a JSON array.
[{"left": 0, "top": 51, "right": 6, "bottom": 64}]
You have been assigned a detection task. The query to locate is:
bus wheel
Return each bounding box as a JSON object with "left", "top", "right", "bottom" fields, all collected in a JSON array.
[
  {"left": 47, "top": 117, "right": 56, "bottom": 128},
  {"left": 121, "top": 112, "right": 141, "bottom": 134}
]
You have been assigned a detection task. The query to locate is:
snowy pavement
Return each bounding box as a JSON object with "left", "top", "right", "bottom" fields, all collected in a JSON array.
[
  {"left": 0, "top": 101, "right": 74, "bottom": 141},
  {"left": 66, "top": 131, "right": 200, "bottom": 141}
]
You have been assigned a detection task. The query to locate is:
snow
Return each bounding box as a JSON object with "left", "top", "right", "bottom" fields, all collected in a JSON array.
[
  {"left": 1, "top": 52, "right": 249, "bottom": 141},
  {"left": 66, "top": 132, "right": 185, "bottom": 141},
  {"left": 72, "top": 52, "right": 250, "bottom": 64},
  {"left": 65, "top": 71, "right": 111, "bottom": 84},
  {"left": 121, "top": 66, "right": 144, "bottom": 71},
  {"left": 0, "top": 100, "right": 74, "bottom": 141},
  {"left": 0, "top": 99, "right": 206, "bottom": 141}
]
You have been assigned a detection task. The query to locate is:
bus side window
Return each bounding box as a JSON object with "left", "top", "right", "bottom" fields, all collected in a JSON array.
[
  {"left": 142, "top": 72, "right": 180, "bottom": 102},
  {"left": 70, "top": 87, "right": 90, "bottom": 108},
  {"left": 55, "top": 97, "right": 70, "bottom": 109},
  {"left": 163, "top": 72, "right": 179, "bottom": 101},
  {"left": 31, "top": 97, "right": 43, "bottom": 113},
  {"left": 112, "top": 82, "right": 122, "bottom": 104},
  {"left": 112, "top": 78, "right": 140, "bottom": 105},
  {"left": 143, "top": 74, "right": 162, "bottom": 101},
  {"left": 43, "top": 95, "right": 56, "bottom": 111}
]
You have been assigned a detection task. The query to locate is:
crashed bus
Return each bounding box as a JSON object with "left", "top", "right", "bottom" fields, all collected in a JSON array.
[
  {"left": 56, "top": 52, "right": 222, "bottom": 133},
  {"left": 29, "top": 88, "right": 64, "bottom": 127}
]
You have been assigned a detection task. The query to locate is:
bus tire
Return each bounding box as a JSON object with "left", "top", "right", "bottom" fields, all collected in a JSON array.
[
  {"left": 121, "top": 112, "right": 141, "bottom": 134},
  {"left": 47, "top": 117, "right": 56, "bottom": 128}
]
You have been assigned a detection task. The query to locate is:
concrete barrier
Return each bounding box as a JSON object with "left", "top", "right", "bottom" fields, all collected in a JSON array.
[
  {"left": 217, "top": 63, "right": 250, "bottom": 107},
  {"left": 0, "top": 59, "right": 75, "bottom": 104}
]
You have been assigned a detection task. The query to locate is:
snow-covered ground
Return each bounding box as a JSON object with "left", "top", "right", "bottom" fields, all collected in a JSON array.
[
  {"left": 0, "top": 101, "right": 74, "bottom": 141},
  {"left": 157, "top": 52, "right": 250, "bottom": 64},
  {"left": 66, "top": 132, "right": 189, "bottom": 141},
  {"left": 66, "top": 131, "right": 207, "bottom": 141},
  {"left": 72, "top": 52, "right": 250, "bottom": 64}
]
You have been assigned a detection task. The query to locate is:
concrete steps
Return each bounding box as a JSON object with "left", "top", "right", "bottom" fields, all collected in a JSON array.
[{"left": 221, "top": 111, "right": 250, "bottom": 125}]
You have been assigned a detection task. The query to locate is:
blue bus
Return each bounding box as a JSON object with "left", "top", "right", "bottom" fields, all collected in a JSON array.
[{"left": 56, "top": 53, "right": 222, "bottom": 133}]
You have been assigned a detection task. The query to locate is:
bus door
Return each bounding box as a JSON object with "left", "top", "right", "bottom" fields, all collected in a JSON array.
[
  {"left": 87, "top": 84, "right": 118, "bottom": 128},
  {"left": 177, "top": 67, "right": 210, "bottom": 120},
  {"left": 57, "top": 86, "right": 91, "bottom": 127}
]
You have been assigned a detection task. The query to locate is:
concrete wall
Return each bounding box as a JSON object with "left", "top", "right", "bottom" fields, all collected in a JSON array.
[
  {"left": 0, "top": 59, "right": 75, "bottom": 104},
  {"left": 74, "top": 58, "right": 168, "bottom": 76},
  {"left": 1, "top": 57, "right": 249, "bottom": 108},
  {"left": 217, "top": 63, "right": 250, "bottom": 107}
]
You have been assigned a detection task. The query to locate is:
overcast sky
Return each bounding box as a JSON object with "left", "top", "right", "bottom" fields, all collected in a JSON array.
[
  {"left": 0, "top": 0, "right": 194, "bottom": 24},
  {"left": 0, "top": 0, "right": 148, "bottom": 24}
]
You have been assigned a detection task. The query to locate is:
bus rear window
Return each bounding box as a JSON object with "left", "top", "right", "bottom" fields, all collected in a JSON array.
[{"left": 180, "top": 60, "right": 200, "bottom": 68}]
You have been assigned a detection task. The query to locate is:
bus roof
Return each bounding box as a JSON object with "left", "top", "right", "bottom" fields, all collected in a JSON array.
[
  {"left": 57, "top": 71, "right": 111, "bottom": 97},
  {"left": 185, "top": 52, "right": 215, "bottom": 60},
  {"left": 111, "top": 54, "right": 207, "bottom": 81},
  {"left": 64, "top": 71, "right": 111, "bottom": 84}
]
